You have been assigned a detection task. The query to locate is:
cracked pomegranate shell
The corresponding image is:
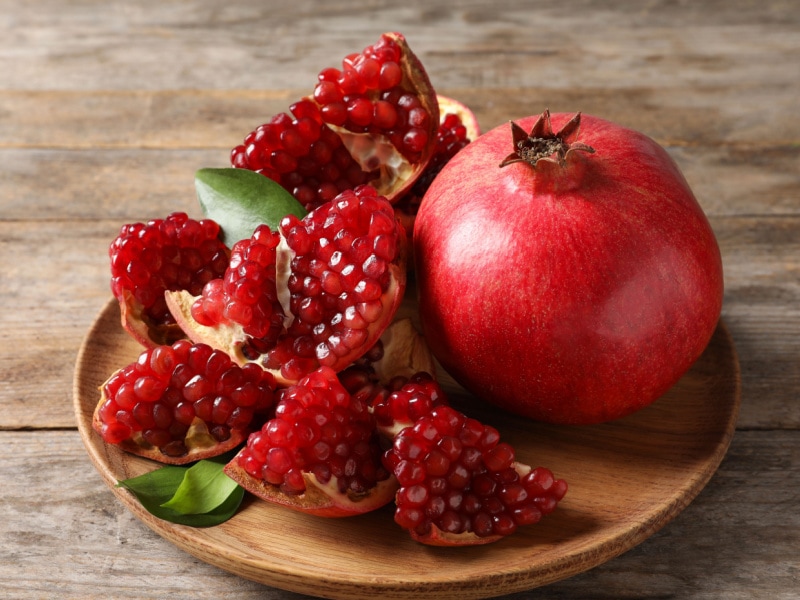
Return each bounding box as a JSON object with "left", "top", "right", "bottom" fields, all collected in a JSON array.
[
  {"left": 92, "top": 340, "right": 277, "bottom": 464},
  {"left": 108, "top": 212, "right": 229, "bottom": 348},
  {"left": 230, "top": 32, "right": 439, "bottom": 212},
  {"left": 166, "top": 185, "right": 407, "bottom": 386},
  {"left": 223, "top": 366, "right": 397, "bottom": 517}
]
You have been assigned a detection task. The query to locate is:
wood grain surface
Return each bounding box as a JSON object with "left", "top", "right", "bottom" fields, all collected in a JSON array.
[{"left": 1, "top": 1, "right": 798, "bottom": 599}]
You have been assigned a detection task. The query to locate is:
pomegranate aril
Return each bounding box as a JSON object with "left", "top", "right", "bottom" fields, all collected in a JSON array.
[
  {"left": 95, "top": 341, "right": 277, "bottom": 462},
  {"left": 403, "top": 128, "right": 429, "bottom": 153},
  {"left": 379, "top": 61, "right": 402, "bottom": 88},
  {"left": 233, "top": 366, "right": 389, "bottom": 497},
  {"left": 385, "top": 406, "right": 567, "bottom": 543},
  {"left": 347, "top": 97, "right": 374, "bottom": 127},
  {"left": 217, "top": 185, "right": 404, "bottom": 383},
  {"left": 230, "top": 33, "right": 437, "bottom": 212},
  {"left": 101, "top": 421, "right": 132, "bottom": 445},
  {"left": 321, "top": 103, "right": 348, "bottom": 127},
  {"left": 373, "top": 100, "right": 398, "bottom": 129}
]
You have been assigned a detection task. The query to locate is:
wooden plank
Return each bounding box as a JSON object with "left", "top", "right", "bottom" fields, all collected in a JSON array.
[
  {"left": 0, "top": 149, "right": 220, "bottom": 221},
  {"left": 0, "top": 143, "right": 797, "bottom": 222},
  {"left": 1, "top": 84, "right": 798, "bottom": 150},
  {"left": 0, "top": 429, "right": 796, "bottom": 599},
  {"left": 1, "top": 0, "right": 798, "bottom": 93}
]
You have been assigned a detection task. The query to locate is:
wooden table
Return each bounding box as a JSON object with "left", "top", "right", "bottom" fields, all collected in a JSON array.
[{"left": 2, "top": 1, "right": 798, "bottom": 598}]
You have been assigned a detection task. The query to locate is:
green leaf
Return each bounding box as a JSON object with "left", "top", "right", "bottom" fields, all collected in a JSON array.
[
  {"left": 116, "top": 454, "right": 244, "bottom": 527},
  {"left": 160, "top": 457, "right": 239, "bottom": 515},
  {"left": 117, "top": 465, "right": 187, "bottom": 506},
  {"left": 195, "top": 167, "right": 307, "bottom": 247}
]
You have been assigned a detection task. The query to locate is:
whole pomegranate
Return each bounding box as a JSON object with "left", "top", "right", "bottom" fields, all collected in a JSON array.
[{"left": 414, "top": 110, "right": 724, "bottom": 425}]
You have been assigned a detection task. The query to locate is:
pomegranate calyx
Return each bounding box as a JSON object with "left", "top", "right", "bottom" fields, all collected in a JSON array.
[{"left": 499, "top": 109, "right": 595, "bottom": 168}]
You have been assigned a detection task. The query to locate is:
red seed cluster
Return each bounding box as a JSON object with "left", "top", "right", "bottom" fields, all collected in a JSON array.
[
  {"left": 234, "top": 366, "right": 389, "bottom": 496},
  {"left": 97, "top": 341, "right": 277, "bottom": 459},
  {"left": 191, "top": 225, "right": 285, "bottom": 348},
  {"left": 395, "top": 111, "right": 472, "bottom": 227},
  {"left": 371, "top": 372, "right": 449, "bottom": 431},
  {"left": 231, "top": 100, "right": 372, "bottom": 211},
  {"left": 230, "top": 34, "right": 433, "bottom": 211},
  {"left": 262, "top": 185, "right": 403, "bottom": 382},
  {"left": 413, "top": 112, "right": 471, "bottom": 193},
  {"left": 109, "top": 212, "right": 229, "bottom": 326},
  {"left": 384, "top": 406, "right": 568, "bottom": 540}
]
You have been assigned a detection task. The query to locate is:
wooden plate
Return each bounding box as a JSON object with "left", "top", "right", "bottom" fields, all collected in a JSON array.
[{"left": 74, "top": 297, "right": 740, "bottom": 600}]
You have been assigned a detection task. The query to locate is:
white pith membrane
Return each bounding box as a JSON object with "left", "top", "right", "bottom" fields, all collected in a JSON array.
[
  {"left": 274, "top": 234, "right": 295, "bottom": 329},
  {"left": 335, "top": 129, "right": 415, "bottom": 199},
  {"left": 301, "top": 471, "right": 400, "bottom": 512}
]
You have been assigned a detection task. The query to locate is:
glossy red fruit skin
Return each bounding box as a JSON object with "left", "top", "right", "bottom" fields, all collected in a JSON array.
[{"left": 414, "top": 112, "right": 724, "bottom": 425}]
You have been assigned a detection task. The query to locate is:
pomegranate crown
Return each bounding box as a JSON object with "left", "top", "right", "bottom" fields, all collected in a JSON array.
[{"left": 499, "top": 109, "right": 595, "bottom": 169}]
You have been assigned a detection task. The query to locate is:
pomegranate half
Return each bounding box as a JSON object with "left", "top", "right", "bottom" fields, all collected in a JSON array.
[{"left": 413, "top": 110, "right": 724, "bottom": 425}]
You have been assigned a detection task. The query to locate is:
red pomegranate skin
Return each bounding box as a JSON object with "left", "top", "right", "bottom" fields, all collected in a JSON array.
[{"left": 413, "top": 112, "right": 724, "bottom": 425}]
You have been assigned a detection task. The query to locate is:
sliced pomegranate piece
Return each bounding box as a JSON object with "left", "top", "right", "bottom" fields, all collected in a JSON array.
[
  {"left": 92, "top": 340, "right": 277, "bottom": 465},
  {"left": 223, "top": 366, "right": 397, "bottom": 517},
  {"left": 109, "top": 212, "right": 230, "bottom": 347},
  {"left": 166, "top": 185, "right": 407, "bottom": 386},
  {"left": 393, "top": 95, "right": 481, "bottom": 237},
  {"left": 384, "top": 405, "right": 567, "bottom": 546},
  {"left": 230, "top": 32, "right": 439, "bottom": 212}
]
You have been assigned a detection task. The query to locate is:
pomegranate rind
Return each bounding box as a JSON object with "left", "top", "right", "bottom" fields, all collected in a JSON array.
[
  {"left": 359, "top": 32, "right": 440, "bottom": 202},
  {"left": 371, "top": 317, "right": 436, "bottom": 383},
  {"left": 223, "top": 452, "right": 398, "bottom": 517},
  {"left": 117, "top": 289, "right": 185, "bottom": 349},
  {"left": 91, "top": 386, "right": 251, "bottom": 466},
  {"left": 436, "top": 95, "right": 481, "bottom": 140},
  {"left": 409, "top": 525, "right": 502, "bottom": 546}
]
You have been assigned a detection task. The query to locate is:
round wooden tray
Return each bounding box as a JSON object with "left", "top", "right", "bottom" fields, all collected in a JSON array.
[{"left": 74, "top": 298, "right": 740, "bottom": 600}]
